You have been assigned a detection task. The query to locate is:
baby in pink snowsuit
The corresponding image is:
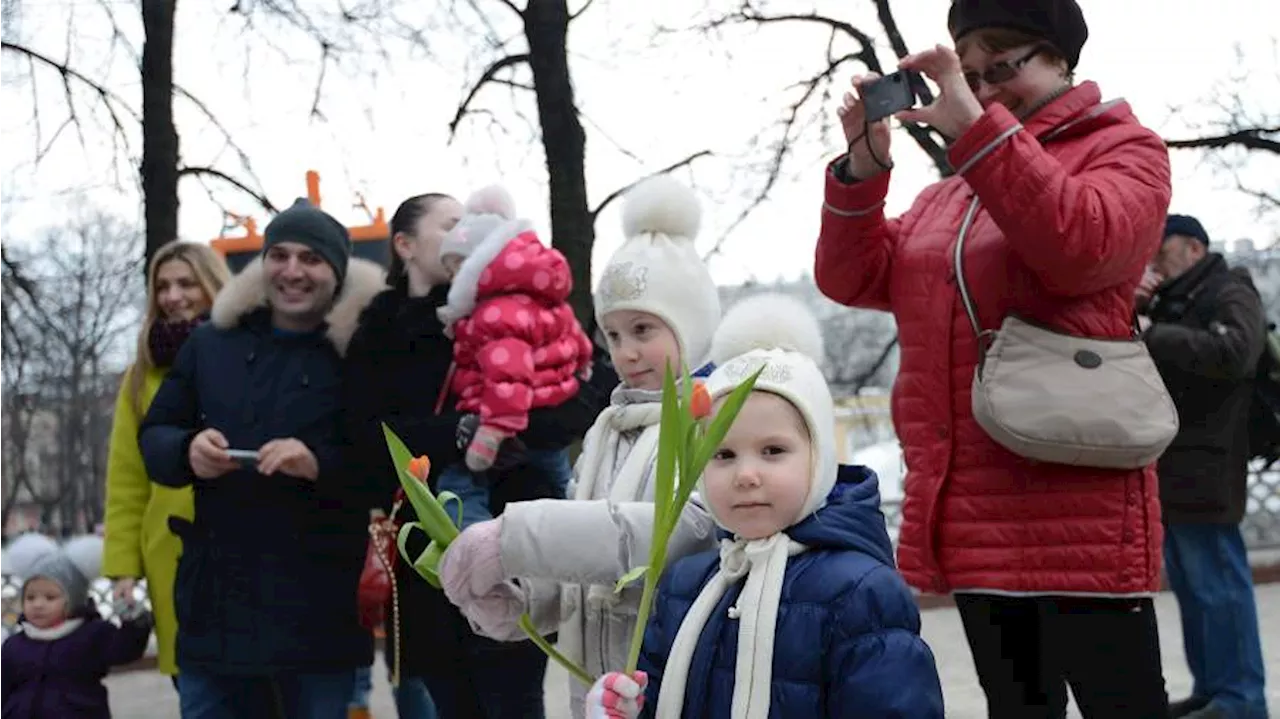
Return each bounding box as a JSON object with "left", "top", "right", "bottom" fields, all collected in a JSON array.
[{"left": 435, "top": 185, "right": 594, "bottom": 527}]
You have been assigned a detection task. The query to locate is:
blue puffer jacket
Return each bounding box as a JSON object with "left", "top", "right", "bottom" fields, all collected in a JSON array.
[
  {"left": 139, "top": 259, "right": 384, "bottom": 675},
  {"left": 639, "top": 466, "right": 944, "bottom": 718}
]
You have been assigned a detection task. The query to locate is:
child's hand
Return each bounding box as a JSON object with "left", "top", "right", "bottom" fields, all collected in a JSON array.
[{"left": 585, "top": 671, "right": 648, "bottom": 719}]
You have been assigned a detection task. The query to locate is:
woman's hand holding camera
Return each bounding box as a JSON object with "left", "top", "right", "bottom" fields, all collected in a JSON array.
[
  {"left": 896, "top": 44, "right": 984, "bottom": 140},
  {"left": 837, "top": 73, "right": 895, "bottom": 181}
]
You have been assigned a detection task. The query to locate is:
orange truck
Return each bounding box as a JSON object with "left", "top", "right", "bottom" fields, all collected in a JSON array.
[{"left": 211, "top": 170, "right": 392, "bottom": 273}]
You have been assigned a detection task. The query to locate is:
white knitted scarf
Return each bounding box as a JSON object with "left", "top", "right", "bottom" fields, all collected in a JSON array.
[
  {"left": 572, "top": 385, "right": 664, "bottom": 504},
  {"left": 655, "top": 533, "right": 806, "bottom": 719},
  {"left": 557, "top": 385, "right": 665, "bottom": 684}
]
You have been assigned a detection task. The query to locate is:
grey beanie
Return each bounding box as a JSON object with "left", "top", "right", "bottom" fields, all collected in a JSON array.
[
  {"left": 7, "top": 534, "right": 103, "bottom": 611},
  {"left": 263, "top": 198, "right": 353, "bottom": 287}
]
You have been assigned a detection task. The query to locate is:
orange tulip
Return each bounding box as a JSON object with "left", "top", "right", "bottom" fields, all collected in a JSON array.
[
  {"left": 689, "top": 381, "right": 712, "bottom": 420},
  {"left": 407, "top": 455, "right": 431, "bottom": 482}
]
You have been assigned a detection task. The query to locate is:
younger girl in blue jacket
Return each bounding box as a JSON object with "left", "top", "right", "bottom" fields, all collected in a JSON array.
[{"left": 585, "top": 293, "right": 944, "bottom": 719}]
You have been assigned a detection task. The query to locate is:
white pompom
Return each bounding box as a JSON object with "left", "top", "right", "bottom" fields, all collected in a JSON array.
[
  {"left": 621, "top": 174, "right": 701, "bottom": 242},
  {"left": 61, "top": 535, "right": 104, "bottom": 581},
  {"left": 709, "top": 293, "right": 825, "bottom": 366},
  {"left": 464, "top": 185, "right": 517, "bottom": 220},
  {"left": 4, "top": 533, "right": 59, "bottom": 578}
]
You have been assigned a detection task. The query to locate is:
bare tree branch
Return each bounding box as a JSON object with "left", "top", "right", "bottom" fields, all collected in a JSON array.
[
  {"left": 569, "top": 0, "right": 596, "bottom": 21},
  {"left": 2, "top": 40, "right": 141, "bottom": 159},
  {"left": 873, "top": 0, "right": 910, "bottom": 58},
  {"left": 171, "top": 84, "right": 270, "bottom": 192},
  {"left": 590, "top": 150, "right": 713, "bottom": 220},
  {"left": 851, "top": 334, "right": 899, "bottom": 393},
  {"left": 1165, "top": 127, "right": 1280, "bottom": 154},
  {"left": 177, "top": 166, "right": 278, "bottom": 212},
  {"left": 693, "top": 1, "right": 952, "bottom": 265},
  {"left": 448, "top": 53, "right": 532, "bottom": 139},
  {"left": 493, "top": 0, "right": 525, "bottom": 20}
]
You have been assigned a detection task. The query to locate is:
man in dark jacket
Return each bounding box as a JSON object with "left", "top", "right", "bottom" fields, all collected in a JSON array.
[
  {"left": 140, "top": 199, "right": 386, "bottom": 719},
  {"left": 1139, "top": 214, "right": 1269, "bottom": 719}
]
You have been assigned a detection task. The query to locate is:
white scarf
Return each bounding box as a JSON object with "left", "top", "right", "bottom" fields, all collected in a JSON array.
[
  {"left": 572, "top": 386, "right": 664, "bottom": 504},
  {"left": 656, "top": 533, "right": 806, "bottom": 719},
  {"left": 19, "top": 617, "right": 85, "bottom": 641},
  {"left": 557, "top": 385, "right": 665, "bottom": 678}
]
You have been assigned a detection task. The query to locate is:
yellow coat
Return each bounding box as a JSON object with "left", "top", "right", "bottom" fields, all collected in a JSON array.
[{"left": 102, "top": 366, "right": 193, "bottom": 675}]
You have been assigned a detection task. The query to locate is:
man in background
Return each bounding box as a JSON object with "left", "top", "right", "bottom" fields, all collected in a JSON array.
[{"left": 1138, "top": 214, "right": 1269, "bottom": 719}]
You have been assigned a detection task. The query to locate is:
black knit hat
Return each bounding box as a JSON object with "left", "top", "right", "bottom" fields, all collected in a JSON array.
[
  {"left": 948, "top": 0, "right": 1089, "bottom": 69},
  {"left": 263, "top": 199, "right": 352, "bottom": 287},
  {"left": 1164, "top": 214, "right": 1210, "bottom": 247}
]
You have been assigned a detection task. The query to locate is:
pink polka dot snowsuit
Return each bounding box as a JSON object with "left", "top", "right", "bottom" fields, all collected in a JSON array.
[{"left": 450, "top": 231, "right": 594, "bottom": 435}]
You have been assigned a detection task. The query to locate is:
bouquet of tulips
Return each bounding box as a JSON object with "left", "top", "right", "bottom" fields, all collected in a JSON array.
[{"left": 381, "top": 363, "right": 760, "bottom": 685}]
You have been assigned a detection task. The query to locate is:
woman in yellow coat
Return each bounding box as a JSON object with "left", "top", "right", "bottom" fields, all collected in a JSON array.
[{"left": 102, "top": 242, "right": 229, "bottom": 677}]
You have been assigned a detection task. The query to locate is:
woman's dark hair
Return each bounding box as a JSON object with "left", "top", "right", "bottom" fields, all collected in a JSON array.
[
  {"left": 387, "top": 192, "right": 453, "bottom": 284},
  {"left": 956, "top": 27, "right": 1069, "bottom": 70}
]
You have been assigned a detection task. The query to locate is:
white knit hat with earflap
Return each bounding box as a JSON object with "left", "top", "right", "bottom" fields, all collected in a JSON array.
[
  {"left": 594, "top": 175, "right": 721, "bottom": 370},
  {"left": 701, "top": 292, "right": 837, "bottom": 528},
  {"left": 438, "top": 184, "right": 521, "bottom": 263}
]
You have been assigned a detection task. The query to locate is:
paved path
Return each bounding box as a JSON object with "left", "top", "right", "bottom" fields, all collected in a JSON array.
[{"left": 108, "top": 584, "right": 1280, "bottom": 718}]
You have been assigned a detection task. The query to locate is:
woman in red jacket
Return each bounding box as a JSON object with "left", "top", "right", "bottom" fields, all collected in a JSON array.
[{"left": 815, "top": 1, "right": 1172, "bottom": 716}]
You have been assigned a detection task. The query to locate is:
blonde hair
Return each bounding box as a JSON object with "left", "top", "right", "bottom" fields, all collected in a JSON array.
[{"left": 127, "top": 242, "right": 230, "bottom": 415}]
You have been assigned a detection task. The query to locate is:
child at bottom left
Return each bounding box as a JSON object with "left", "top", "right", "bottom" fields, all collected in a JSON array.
[{"left": 3, "top": 532, "right": 153, "bottom": 718}]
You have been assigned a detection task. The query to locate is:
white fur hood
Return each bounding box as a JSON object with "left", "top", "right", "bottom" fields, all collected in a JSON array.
[{"left": 211, "top": 257, "right": 386, "bottom": 356}]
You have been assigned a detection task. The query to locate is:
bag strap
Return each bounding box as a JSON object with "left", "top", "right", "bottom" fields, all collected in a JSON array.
[
  {"left": 952, "top": 195, "right": 988, "bottom": 343},
  {"left": 433, "top": 361, "right": 456, "bottom": 417},
  {"left": 951, "top": 193, "right": 1144, "bottom": 344},
  {"left": 953, "top": 99, "right": 1143, "bottom": 346}
]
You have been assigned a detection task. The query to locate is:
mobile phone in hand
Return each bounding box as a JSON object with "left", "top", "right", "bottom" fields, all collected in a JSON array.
[
  {"left": 225, "top": 449, "right": 259, "bottom": 468},
  {"left": 861, "top": 70, "right": 933, "bottom": 123}
]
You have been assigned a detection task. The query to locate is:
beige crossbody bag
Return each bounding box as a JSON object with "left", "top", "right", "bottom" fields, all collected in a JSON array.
[{"left": 954, "top": 196, "right": 1179, "bottom": 468}]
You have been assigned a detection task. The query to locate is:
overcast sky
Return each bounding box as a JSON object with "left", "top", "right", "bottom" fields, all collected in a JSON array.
[{"left": 3, "top": 0, "right": 1278, "bottom": 287}]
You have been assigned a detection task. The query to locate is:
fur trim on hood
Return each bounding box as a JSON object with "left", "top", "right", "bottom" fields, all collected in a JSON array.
[{"left": 211, "top": 257, "right": 386, "bottom": 355}]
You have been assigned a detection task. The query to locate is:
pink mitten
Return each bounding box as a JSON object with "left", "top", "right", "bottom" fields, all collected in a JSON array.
[
  {"left": 585, "top": 671, "right": 648, "bottom": 719},
  {"left": 465, "top": 425, "right": 507, "bottom": 472},
  {"left": 439, "top": 517, "right": 506, "bottom": 608},
  {"left": 460, "top": 580, "right": 529, "bottom": 642}
]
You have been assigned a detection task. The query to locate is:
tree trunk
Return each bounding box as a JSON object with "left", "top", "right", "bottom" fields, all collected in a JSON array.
[
  {"left": 141, "top": 0, "right": 180, "bottom": 273},
  {"left": 523, "top": 0, "right": 595, "bottom": 334}
]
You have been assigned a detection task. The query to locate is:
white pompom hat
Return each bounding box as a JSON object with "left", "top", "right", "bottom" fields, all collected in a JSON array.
[
  {"left": 703, "top": 293, "right": 837, "bottom": 527},
  {"left": 594, "top": 175, "right": 721, "bottom": 371}
]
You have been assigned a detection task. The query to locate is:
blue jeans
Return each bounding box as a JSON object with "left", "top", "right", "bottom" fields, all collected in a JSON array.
[
  {"left": 393, "top": 675, "right": 439, "bottom": 719},
  {"left": 438, "top": 448, "right": 572, "bottom": 529},
  {"left": 349, "top": 664, "right": 373, "bottom": 709},
  {"left": 1164, "top": 522, "right": 1269, "bottom": 718},
  {"left": 178, "top": 669, "right": 355, "bottom": 719}
]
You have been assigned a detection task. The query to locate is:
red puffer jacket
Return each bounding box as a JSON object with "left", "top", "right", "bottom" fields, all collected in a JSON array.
[
  {"left": 815, "top": 82, "right": 1171, "bottom": 596},
  {"left": 448, "top": 231, "right": 593, "bottom": 434}
]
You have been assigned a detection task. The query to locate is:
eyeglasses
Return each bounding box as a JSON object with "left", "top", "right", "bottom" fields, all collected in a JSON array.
[{"left": 963, "top": 46, "right": 1043, "bottom": 94}]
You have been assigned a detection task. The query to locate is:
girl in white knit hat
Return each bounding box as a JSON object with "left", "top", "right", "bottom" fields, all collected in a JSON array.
[
  {"left": 437, "top": 174, "right": 723, "bottom": 717},
  {"left": 585, "top": 293, "right": 944, "bottom": 719}
]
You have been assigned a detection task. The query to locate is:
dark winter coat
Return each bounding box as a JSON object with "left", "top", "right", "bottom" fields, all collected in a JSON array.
[
  {"left": 1144, "top": 252, "right": 1267, "bottom": 524},
  {"left": 1, "top": 606, "right": 152, "bottom": 719},
  {"left": 340, "top": 281, "right": 614, "bottom": 679},
  {"left": 138, "top": 258, "right": 385, "bottom": 675},
  {"left": 639, "top": 466, "right": 945, "bottom": 718}
]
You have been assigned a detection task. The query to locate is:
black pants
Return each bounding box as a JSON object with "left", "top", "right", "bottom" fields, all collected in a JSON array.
[{"left": 955, "top": 594, "right": 1168, "bottom": 719}]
